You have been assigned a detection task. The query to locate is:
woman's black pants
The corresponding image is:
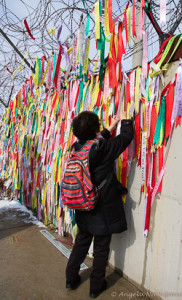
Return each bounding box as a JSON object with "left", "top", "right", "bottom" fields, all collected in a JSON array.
[{"left": 66, "top": 229, "right": 111, "bottom": 292}]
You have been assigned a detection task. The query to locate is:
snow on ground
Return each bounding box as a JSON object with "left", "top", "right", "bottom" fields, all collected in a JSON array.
[{"left": 0, "top": 198, "right": 46, "bottom": 228}]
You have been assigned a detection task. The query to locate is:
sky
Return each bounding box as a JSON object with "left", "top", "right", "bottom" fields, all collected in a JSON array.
[{"left": 0, "top": 0, "right": 181, "bottom": 113}]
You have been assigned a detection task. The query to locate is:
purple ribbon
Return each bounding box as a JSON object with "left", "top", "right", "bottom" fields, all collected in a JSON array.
[{"left": 57, "top": 24, "right": 62, "bottom": 45}]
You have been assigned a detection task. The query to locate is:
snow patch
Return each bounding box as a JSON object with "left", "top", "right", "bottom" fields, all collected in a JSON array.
[{"left": 0, "top": 199, "right": 46, "bottom": 228}]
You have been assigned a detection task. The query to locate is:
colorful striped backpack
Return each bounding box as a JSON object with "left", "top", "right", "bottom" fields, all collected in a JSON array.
[{"left": 61, "top": 139, "right": 101, "bottom": 211}]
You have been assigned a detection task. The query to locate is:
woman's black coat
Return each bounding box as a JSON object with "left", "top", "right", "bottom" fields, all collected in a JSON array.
[{"left": 74, "top": 119, "right": 134, "bottom": 236}]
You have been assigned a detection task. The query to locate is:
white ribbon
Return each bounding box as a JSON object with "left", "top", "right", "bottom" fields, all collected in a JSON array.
[
  {"left": 141, "top": 132, "right": 147, "bottom": 186},
  {"left": 160, "top": 0, "right": 166, "bottom": 25}
]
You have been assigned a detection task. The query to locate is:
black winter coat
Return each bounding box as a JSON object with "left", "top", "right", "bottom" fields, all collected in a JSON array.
[{"left": 75, "top": 119, "right": 134, "bottom": 236}]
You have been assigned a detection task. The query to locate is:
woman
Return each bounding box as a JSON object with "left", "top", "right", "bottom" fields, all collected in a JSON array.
[{"left": 65, "top": 110, "right": 133, "bottom": 298}]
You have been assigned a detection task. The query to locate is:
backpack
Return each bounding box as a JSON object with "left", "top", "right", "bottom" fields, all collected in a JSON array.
[{"left": 61, "top": 139, "right": 102, "bottom": 211}]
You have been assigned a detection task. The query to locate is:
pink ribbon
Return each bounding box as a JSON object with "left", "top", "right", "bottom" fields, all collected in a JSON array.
[
  {"left": 137, "top": 3, "right": 144, "bottom": 38},
  {"left": 72, "top": 34, "right": 77, "bottom": 72},
  {"left": 151, "top": 165, "right": 166, "bottom": 206},
  {"left": 142, "top": 31, "right": 148, "bottom": 78}
]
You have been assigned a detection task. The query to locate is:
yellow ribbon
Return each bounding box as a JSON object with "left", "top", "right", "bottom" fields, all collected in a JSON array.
[
  {"left": 67, "top": 46, "right": 73, "bottom": 54},
  {"left": 12, "top": 69, "right": 17, "bottom": 81},
  {"left": 127, "top": 7, "right": 131, "bottom": 44},
  {"left": 104, "top": 0, "right": 110, "bottom": 37},
  {"left": 48, "top": 26, "right": 55, "bottom": 35},
  {"left": 19, "top": 53, "right": 29, "bottom": 71},
  {"left": 105, "top": 97, "right": 110, "bottom": 128},
  {"left": 42, "top": 183, "right": 48, "bottom": 206},
  {"left": 135, "top": 67, "right": 141, "bottom": 114},
  {"left": 84, "top": 38, "right": 90, "bottom": 74},
  {"left": 95, "top": 1, "right": 100, "bottom": 40},
  {"left": 40, "top": 58, "right": 50, "bottom": 87}
]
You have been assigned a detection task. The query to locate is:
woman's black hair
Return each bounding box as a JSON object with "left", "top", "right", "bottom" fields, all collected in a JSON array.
[{"left": 72, "top": 111, "right": 100, "bottom": 140}]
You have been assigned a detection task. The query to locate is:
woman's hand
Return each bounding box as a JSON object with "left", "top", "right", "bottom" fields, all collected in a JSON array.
[
  {"left": 119, "top": 110, "right": 127, "bottom": 121},
  {"left": 107, "top": 115, "right": 120, "bottom": 132}
]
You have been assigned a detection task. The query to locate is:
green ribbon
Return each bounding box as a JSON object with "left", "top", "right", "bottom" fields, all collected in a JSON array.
[
  {"left": 99, "top": 64, "right": 104, "bottom": 90},
  {"left": 72, "top": 211, "right": 76, "bottom": 227},
  {"left": 56, "top": 148, "right": 62, "bottom": 177},
  {"left": 158, "top": 35, "right": 177, "bottom": 69},
  {"left": 12, "top": 178, "right": 15, "bottom": 191},
  {"left": 97, "top": 26, "right": 105, "bottom": 65},
  {"left": 99, "top": 0, "right": 102, "bottom": 17},
  {"left": 94, "top": 106, "right": 99, "bottom": 115},
  {"left": 81, "top": 0, "right": 86, "bottom": 9},
  {"left": 31, "top": 112, "right": 36, "bottom": 134},
  {"left": 82, "top": 81, "right": 89, "bottom": 105},
  {"left": 33, "top": 137, "right": 37, "bottom": 158},
  {"left": 86, "top": 13, "right": 90, "bottom": 36},
  {"left": 153, "top": 95, "right": 165, "bottom": 145},
  {"left": 76, "top": 80, "right": 84, "bottom": 113},
  {"left": 23, "top": 134, "right": 27, "bottom": 151},
  {"left": 84, "top": 71, "right": 88, "bottom": 82},
  {"left": 79, "top": 64, "right": 83, "bottom": 79},
  {"left": 146, "top": 77, "right": 150, "bottom": 101},
  {"left": 163, "top": 34, "right": 182, "bottom": 69},
  {"left": 52, "top": 51, "right": 57, "bottom": 80},
  {"left": 57, "top": 183, "right": 60, "bottom": 203},
  {"left": 152, "top": 35, "right": 179, "bottom": 77},
  {"left": 145, "top": 0, "right": 153, "bottom": 13},
  {"left": 35, "top": 114, "right": 39, "bottom": 135},
  {"left": 38, "top": 58, "right": 42, "bottom": 85},
  {"left": 56, "top": 100, "right": 60, "bottom": 116}
]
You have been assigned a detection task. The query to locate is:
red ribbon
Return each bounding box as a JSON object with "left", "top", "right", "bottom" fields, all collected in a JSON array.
[
  {"left": 119, "top": 64, "right": 122, "bottom": 82},
  {"left": 108, "top": 58, "right": 117, "bottom": 89},
  {"left": 68, "top": 82, "right": 71, "bottom": 111},
  {"left": 124, "top": 9, "right": 128, "bottom": 44},
  {"left": 132, "top": 0, "right": 137, "bottom": 37},
  {"left": 115, "top": 87, "right": 119, "bottom": 114},
  {"left": 36, "top": 172, "right": 40, "bottom": 188},
  {"left": 148, "top": 11, "right": 163, "bottom": 35},
  {"left": 95, "top": 87, "right": 102, "bottom": 108},
  {"left": 108, "top": 57, "right": 113, "bottom": 88},
  {"left": 60, "top": 121, "right": 65, "bottom": 145},
  {"left": 30, "top": 76, "right": 33, "bottom": 96},
  {"left": 53, "top": 45, "right": 62, "bottom": 89},
  {"left": 126, "top": 80, "right": 130, "bottom": 105},
  {"left": 144, "top": 186, "right": 152, "bottom": 232},
  {"left": 151, "top": 152, "right": 156, "bottom": 189},
  {"left": 50, "top": 92, "right": 58, "bottom": 117},
  {"left": 16, "top": 93, "right": 19, "bottom": 109},
  {"left": 117, "top": 22, "right": 126, "bottom": 63},
  {"left": 108, "top": 0, "right": 113, "bottom": 33},
  {"left": 24, "top": 18, "right": 35, "bottom": 40},
  {"left": 74, "top": 84, "right": 80, "bottom": 108},
  {"left": 6, "top": 67, "right": 12, "bottom": 74},
  {"left": 134, "top": 114, "right": 140, "bottom": 159},
  {"left": 41, "top": 56, "right": 45, "bottom": 75},
  {"left": 176, "top": 116, "right": 181, "bottom": 128},
  {"left": 22, "top": 85, "right": 26, "bottom": 105},
  {"left": 122, "top": 149, "right": 128, "bottom": 188},
  {"left": 163, "top": 83, "right": 174, "bottom": 145},
  {"left": 157, "top": 147, "right": 164, "bottom": 194},
  {"left": 154, "top": 35, "right": 173, "bottom": 64},
  {"left": 58, "top": 90, "right": 64, "bottom": 117}
]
